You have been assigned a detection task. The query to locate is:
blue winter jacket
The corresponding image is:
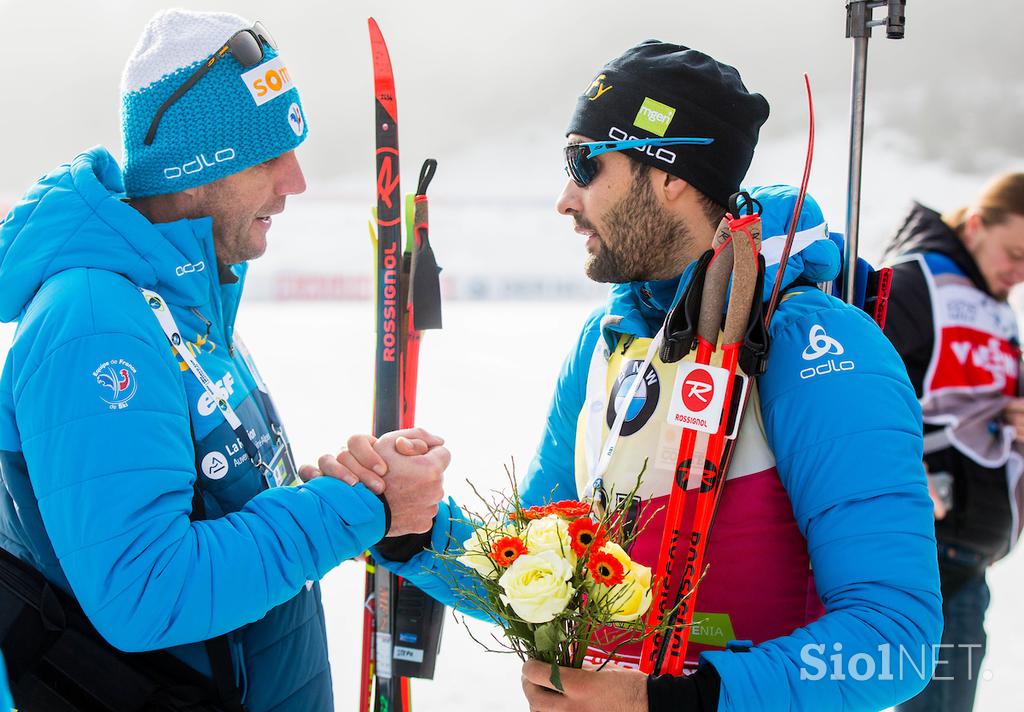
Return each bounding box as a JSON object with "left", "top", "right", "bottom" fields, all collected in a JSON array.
[
  {"left": 0, "top": 147, "right": 387, "bottom": 711},
  {"left": 377, "top": 186, "right": 943, "bottom": 711},
  {"left": 0, "top": 650, "right": 11, "bottom": 711}
]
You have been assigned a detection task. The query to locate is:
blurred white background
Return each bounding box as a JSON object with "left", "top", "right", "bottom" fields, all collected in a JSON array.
[{"left": 1, "top": 0, "right": 1022, "bottom": 294}]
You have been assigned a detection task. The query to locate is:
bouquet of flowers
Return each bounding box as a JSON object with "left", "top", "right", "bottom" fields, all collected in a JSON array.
[{"left": 439, "top": 474, "right": 676, "bottom": 688}]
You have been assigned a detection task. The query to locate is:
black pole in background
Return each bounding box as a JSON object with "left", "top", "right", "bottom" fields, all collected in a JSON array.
[{"left": 842, "top": 0, "right": 906, "bottom": 304}]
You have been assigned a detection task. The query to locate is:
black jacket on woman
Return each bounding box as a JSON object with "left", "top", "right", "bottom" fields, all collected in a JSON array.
[{"left": 883, "top": 203, "right": 1024, "bottom": 598}]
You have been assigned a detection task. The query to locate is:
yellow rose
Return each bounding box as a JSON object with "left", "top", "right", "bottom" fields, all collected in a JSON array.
[
  {"left": 498, "top": 550, "right": 576, "bottom": 624},
  {"left": 523, "top": 514, "right": 577, "bottom": 566},
  {"left": 457, "top": 526, "right": 505, "bottom": 580},
  {"left": 590, "top": 542, "right": 653, "bottom": 622}
]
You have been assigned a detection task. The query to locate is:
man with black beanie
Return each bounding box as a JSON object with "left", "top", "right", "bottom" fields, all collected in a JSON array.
[{"left": 338, "top": 41, "right": 942, "bottom": 711}]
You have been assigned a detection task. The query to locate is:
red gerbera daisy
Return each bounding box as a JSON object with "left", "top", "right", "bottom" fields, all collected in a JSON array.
[
  {"left": 510, "top": 505, "right": 552, "bottom": 521},
  {"left": 568, "top": 517, "right": 607, "bottom": 557},
  {"left": 490, "top": 536, "right": 528, "bottom": 567},
  {"left": 587, "top": 549, "right": 625, "bottom": 587},
  {"left": 546, "top": 500, "right": 593, "bottom": 519}
]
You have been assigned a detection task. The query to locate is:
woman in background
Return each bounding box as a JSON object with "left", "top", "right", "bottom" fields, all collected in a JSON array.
[{"left": 883, "top": 173, "right": 1024, "bottom": 712}]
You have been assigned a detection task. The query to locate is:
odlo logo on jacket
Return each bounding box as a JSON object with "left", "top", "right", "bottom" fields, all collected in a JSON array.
[{"left": 800, "top": 325, "right": 855, "bottom": 380}]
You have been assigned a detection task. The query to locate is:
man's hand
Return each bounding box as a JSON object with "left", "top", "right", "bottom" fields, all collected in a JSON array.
[
  {"left": 1004, "top": 397, "right": 1024, "bottom": 442},
  {"left": 298, "top": 429, "right": 443, "bottom": 492},
  {"left": 521, "top": 660, "right": 647, "bottom": 712},
  {"left": 371, "top": 429, "right": 450, "bottom": 536},
  {"left": 297, "top": 428, "right": 448, "bottom": 537}
]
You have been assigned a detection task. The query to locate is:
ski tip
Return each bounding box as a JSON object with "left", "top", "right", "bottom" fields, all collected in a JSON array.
[
  {"left": 367, "top": 16, "right": 397, "bottom": 121},
  {"left": 368, "top": 17, "right": 388, "bottom": 53}
]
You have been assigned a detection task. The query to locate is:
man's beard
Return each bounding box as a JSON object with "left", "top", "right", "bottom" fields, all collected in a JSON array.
[{"left": 583, "top": 170, "right": 695, "bottom": 284}]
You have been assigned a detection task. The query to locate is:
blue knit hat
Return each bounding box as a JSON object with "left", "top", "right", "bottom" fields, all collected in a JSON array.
[{"left": 120, "top": 10, "right": 308, "bottom": 198}]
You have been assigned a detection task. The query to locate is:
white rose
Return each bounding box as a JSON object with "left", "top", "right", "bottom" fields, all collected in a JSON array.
[
  {"left": 457, "top": 526, "right": 503, "bottom": 580},
  {"left": 524, "top": 514, "right": 577, "bottom": 566},
  {"left": 590, "top": 542, "right": 653, "bottom": 622},
  {"left": 498, "top": 550, "right": 576, "bottom": 624}
]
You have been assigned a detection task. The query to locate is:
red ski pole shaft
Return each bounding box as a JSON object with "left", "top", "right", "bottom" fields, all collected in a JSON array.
[
  {"left": 765, "top": 74, "right": 815, "bottom": 326},
  {"left": 640, "top": 217, "right": 734, "bottom": 673},
  {"left": 400, "top": 194, "right": 429, "bottom": 426},
  {"left": 661, "top": 212, "right": 762, "bottom": 677}
]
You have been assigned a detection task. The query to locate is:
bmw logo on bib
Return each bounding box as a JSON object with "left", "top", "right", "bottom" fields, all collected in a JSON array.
[{"left": 606, "top": 359, "right": 661, "bottom": 436}]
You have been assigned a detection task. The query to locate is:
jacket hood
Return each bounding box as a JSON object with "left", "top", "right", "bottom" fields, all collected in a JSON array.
[
  {"left": 0, "top": 146, "right": 230, "bottom": 323},
  {"left": 881, "top": 202, "right": 989, "bottom": 294},
  {"left": 601, "top": 183, "right": 840, "bottom": 346}
]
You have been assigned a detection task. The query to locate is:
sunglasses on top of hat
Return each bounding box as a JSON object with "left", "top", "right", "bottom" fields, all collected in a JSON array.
[
  {"left": 563, "top": 137, "right": 714, "bottom": 188},
  {"left": 144, "top": 21, "right": 277, "bottom": 146}
]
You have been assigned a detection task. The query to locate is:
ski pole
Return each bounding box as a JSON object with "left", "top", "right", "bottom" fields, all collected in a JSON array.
[
  {"left": 842, "top": 0, "right": 906, "bottom": 304},
  {"left": 641, "top": 195, "right": 764, "bottom": 673},
  {"left": 655, "top": 199, "right": 763, "bottom": 677},
  {"left": 645, "top": 70, "right": 814, "bottom": 675},
  {"left": 400, "top": 159, "right": 442, "bottom": 427},
  {"left": 765, "top": 74, "right": 815, "bottom": 325},
  {"left": 639, "top": 221, "right": 733, "bottom": 674},
  {"left": 392, "top": 160, "right": 447, "bottom": 696},
  {"left": 655, "top": 72, "right": 815, "bottom": 675}
]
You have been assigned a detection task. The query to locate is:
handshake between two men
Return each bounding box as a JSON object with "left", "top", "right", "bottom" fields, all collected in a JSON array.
[
  {"left": 298, "top": 428, "right": 450, "bottom": 538},
  {"left": 298, "top": 429, "right": 655, "bottom": 711}
]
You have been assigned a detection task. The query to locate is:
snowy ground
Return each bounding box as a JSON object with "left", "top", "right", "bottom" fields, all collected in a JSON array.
[{"left": 1, "top": 301, "right": 1022, "bottom": 710}]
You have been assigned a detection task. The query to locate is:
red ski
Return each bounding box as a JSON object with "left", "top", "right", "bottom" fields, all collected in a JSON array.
[{"left": 360, "top": 19, "right": 445, "bottom": 712}]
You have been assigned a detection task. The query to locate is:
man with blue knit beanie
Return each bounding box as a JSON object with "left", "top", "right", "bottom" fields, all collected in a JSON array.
[
  {"left": 0, "top": 10, "right": 449, "bottom": 711},
  {"left": 121, "top": 10, "right": 309, "bottom": 198}
]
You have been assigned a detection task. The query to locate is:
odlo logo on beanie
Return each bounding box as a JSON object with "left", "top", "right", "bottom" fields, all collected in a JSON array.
[{"left": 163, "top": 149, "right": 237, "bottom": 181}]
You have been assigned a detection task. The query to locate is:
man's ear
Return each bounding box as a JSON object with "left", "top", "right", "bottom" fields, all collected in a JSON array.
[{"left": 661, "top": 171, "right": 690, "bottom": 203}]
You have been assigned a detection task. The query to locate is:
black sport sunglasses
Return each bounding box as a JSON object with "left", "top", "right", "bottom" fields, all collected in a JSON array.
[
  {"left": 563, "top": 137, "right": 714, "bottom": 187},
  {"left": 144, "top": 21, "right": 277, "bottom": 146}
]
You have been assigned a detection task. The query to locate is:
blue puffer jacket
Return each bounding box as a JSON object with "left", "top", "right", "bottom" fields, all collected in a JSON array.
[
  {"left": 378, "top": 186, "right": 943, "bottom": 711},
  {"left": 0, "top": 147, "right": 387, "bottom": 711},
  {"left": 1, "top": 650, "right": 11, "bottom": 711}
]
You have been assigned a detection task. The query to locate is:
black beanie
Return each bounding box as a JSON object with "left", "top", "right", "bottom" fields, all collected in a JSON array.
[{"left": 566, "top": 41, "right": 770, "bottom": 207}]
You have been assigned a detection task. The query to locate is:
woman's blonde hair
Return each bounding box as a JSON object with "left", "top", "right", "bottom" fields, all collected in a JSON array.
[{"left": 942, "top": 173, "right": 1024, "bottom": 235}]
